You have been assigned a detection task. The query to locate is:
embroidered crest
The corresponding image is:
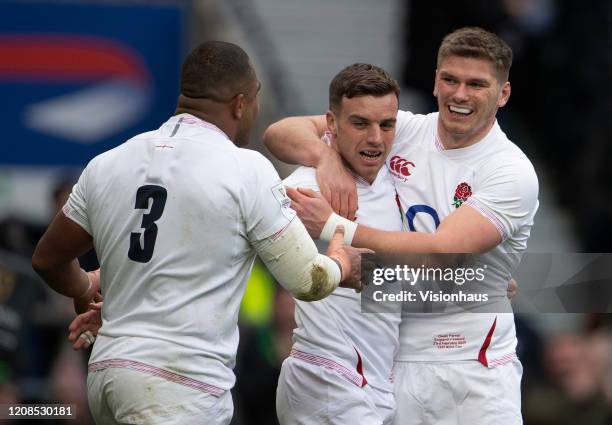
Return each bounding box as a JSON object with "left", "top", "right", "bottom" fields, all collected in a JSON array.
[{"left": 452, "top": 182, "right": 472, "bottom": 208}]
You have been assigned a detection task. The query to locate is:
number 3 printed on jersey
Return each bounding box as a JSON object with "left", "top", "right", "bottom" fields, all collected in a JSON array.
[{"left": 128, "top": 185, "right": 167, "bottom": 263}]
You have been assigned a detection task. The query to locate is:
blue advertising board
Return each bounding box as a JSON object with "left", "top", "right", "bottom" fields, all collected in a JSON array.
[{"left": 0, "top": 1, "right": 185, "bottom": 166}]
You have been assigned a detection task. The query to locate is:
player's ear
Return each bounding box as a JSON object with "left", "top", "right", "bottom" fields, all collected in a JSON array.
[
  {"left": 497, "top": 81, "right": 511, "bottom": 108},
  {"left": 433, "top": 69, "right": 439, "bottom": 97},
  {"left": 231, "top": 93, "right": 246, "bottom": 120},
  {"left": 326, "top": 110, "right": 337, "bottom": 135}
]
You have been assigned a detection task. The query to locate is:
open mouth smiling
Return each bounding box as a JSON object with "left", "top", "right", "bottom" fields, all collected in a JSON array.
[{"left": 448, "top": 105, "right": 473, "bottom": 115}]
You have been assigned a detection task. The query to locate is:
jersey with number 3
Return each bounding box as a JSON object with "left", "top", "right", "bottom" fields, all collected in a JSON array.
[
  {"left": 64, "top": 114, "right": 296, "bottom": 392},
  {"left": 390, "top": 110, "right": 538, "bottom": 366}
]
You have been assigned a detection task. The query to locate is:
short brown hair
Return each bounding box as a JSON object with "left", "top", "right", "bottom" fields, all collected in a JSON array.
[
  {"left": 437, "top": 27, "right": 513, "bottom": 82},
  {"left": 329, "top": 63, "right": 400, "bottom": 113}
]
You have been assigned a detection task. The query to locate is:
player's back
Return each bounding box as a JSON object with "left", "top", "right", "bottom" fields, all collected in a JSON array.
[{"left": 66, "top": 114, "right": 272, "bottom": 392}]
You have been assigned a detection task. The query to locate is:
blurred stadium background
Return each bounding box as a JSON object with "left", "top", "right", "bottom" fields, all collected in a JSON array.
[{"left": 0, "top": 0, "right": 610, "bottom": 424}]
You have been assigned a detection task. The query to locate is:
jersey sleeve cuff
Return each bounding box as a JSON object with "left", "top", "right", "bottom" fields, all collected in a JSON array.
[{"left": 464, "top": 198, "right": 508, "bottom": 241}]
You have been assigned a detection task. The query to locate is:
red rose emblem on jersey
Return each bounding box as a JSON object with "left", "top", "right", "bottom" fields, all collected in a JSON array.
[{"left": 452, "top": 182, "right": 472, "bottom": 208}]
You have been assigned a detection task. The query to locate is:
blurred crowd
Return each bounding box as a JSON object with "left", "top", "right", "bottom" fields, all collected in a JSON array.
[
  {"left": 0, "top": 177, "right": 96, "bottom": 424},
  {"left": 521, "top": 327, "right": 612, "bottom": 424}
]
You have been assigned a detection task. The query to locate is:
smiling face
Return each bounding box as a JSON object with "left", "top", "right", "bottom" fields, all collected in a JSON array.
[
  {"left": 434, "top": 55, "right": 510, "bottom": 149},
  {"left": 327, "top": 93, "right": 398, "bottom": 184}
]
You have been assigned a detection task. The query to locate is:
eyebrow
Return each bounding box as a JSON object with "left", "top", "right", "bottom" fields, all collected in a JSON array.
[
  {"left": 348, "top": 115, "right": 397, "bottom": 124},
  {"left": 439, "top": 71, "right": 491, "bottom": 85},
  {"left": 468, "top": 78, "right": 490, "bottom": 85}
]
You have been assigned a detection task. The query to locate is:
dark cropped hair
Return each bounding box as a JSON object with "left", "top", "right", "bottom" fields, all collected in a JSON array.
[
  {"left": 437, "top": 27, "right": 513, "bottom": 82},
  {"left": 180, "top": 41, "right": 254, "bottom": 101},
  {"left": 329, "top": 63, "right": 400, "bottom": 113}
]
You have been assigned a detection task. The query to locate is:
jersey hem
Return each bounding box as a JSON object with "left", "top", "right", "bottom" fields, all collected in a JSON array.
[
  {"left": 393, "top": 352, "right": 518, "bottom": 369},
  {"left": 89, "top": 358, "right": 226, "bottom": 397}
]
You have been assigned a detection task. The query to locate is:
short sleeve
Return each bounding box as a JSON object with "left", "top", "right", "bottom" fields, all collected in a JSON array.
[
  {"left": 465, "top": 157, "right": 539, "bottom": 241},
  {"left": 393, "top": 110, "right": 416, "bottom": 145},
  {"left": 390, "top": 110, "right": 431, "bottom": 156},
  {"left": 242, "top": 152, "right": 296, "bottom": 241},
  {"left": 282, "top": 166, "right": 321, "bottom": 192},
  {"left": 62, "top": 166, "right": 93, "bottom": 235}
]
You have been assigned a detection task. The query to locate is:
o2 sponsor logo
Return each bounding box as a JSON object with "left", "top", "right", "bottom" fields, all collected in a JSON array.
[{"left": 406, "top": 204, "right": 440, "bottom": 232}]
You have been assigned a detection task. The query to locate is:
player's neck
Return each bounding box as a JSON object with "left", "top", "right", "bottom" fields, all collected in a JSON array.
[
  {"left": 348, "top": 164, "right": 380, "bottom": 185},
  {"left": 361, "top": 169, "right": 378, "bottom": 185},
  {"left": 174, "top": 103, "right": 237, "bottom": 142}
]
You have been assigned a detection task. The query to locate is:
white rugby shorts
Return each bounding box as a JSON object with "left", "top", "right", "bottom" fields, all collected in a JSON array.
[
  {"left": 276, "top": 355, "right": 395, "bottom": 425},
  {"left": 392, "top": 358, "right": 522, "bottom": 425},
  {"left": 87, "top": 365, "right": 232, "bottom": 424}
]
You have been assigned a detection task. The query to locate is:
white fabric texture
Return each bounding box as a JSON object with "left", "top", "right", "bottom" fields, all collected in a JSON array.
[
  {"left": 390, "top": 110, "right": 538, "bottom": 364},
  {"left": 392, "top": 359, "right": 523, "bottom": 425},
  {"left": 64, "top": 113, "right": 296, "bottom": 393}
]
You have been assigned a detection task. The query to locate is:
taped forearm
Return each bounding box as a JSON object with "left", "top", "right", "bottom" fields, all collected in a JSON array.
[{"left": 253, "top": 219, "right": 341, "bottom": 301}]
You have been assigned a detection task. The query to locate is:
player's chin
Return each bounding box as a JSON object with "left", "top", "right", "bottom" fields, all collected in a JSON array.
[
  {"left": 442, "top": 117, "right": 471, "bottom": 133},
  {"left": 355, "top": 161, "right": 384, "bottom": 180}
]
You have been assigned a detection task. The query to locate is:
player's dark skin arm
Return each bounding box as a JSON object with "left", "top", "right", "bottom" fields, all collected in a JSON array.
[{"left": 32, "top": 212, "right": 102, "bottom": 313}]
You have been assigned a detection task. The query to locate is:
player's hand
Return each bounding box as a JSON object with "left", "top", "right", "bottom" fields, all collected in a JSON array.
[
  {"left": 68, "top": 301, "right": 103, "bottom": 350},
  {"left": 317, "top": 149, "right": 357, "bottom": 221},
  {"left": 326, "top": 225, "right": 374, "bottom": 292},
  {"left": 74, "top": 269, "right": 103, "bottom": 314},
  {"left": 287, "top": 187, "right": 334, "bottom": 238},
  {"left": 507, "top": 278, "right": 518, "bottom": 299}
]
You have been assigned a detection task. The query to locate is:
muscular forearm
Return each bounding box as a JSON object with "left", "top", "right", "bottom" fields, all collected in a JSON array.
[
  {"left": 335, "top": 202, "right": 501, "bottom": 255},
  {"left": 353, "top": 223, "right": 496, "bottom": 256},
  {"left": 32, "top": 257, "right": 92, "bottom": 299},
  {"left": 356, "top": 225, "right": 473, "bottom": 268},
  {"left": 32, "top": 211, "right": 96, "bottom": 300},
  {"left": 353, "top": 225, "right": 443, "bottom": 254},
  {"left": 263, "top": 116, "right": 329, "bottom": 166}
]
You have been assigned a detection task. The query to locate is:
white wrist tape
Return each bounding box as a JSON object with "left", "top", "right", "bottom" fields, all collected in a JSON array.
[
  {"left": 320, "top": 213, "right": 357, "bottom": 245},
  {"left": 253, "top": 219, "right": 341, "bottom": 301}
]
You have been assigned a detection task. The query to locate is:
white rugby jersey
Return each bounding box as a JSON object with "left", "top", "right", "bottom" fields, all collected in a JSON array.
[
  {"left": 284, "top": 164, "right": 402, "bottom": 393},
  {"left": 64, "top": 113, "right": 296, "bottom": 393},
  {"left": 390, "top": 110, "right": 539, "bottom": 366}
]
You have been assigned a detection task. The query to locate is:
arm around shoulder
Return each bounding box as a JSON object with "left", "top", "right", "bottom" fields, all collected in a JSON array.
[{"left": 263, "top": 115, "right": 330, "bottom": 166}]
